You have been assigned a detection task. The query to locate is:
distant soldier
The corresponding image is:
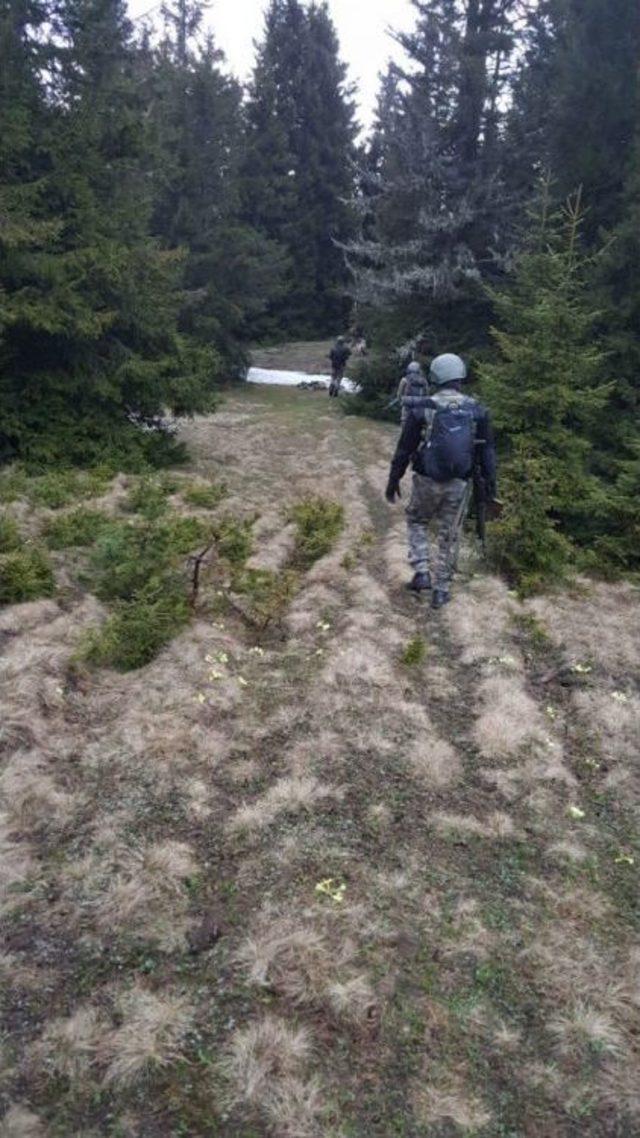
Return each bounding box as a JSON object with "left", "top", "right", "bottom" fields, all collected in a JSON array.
[
  {"left": 385, "top": 353, "right": 497, "bottom": 610},
  {"left": 397, "top": 361, "right": 428, "bottom": 423},
  {"left": 329, "top": 336, "right": 351, "bottom": 397}
]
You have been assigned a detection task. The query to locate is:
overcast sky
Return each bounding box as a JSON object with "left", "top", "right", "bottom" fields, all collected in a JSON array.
[{"left": 128, "top": 0, "right": 417, "bottom": 131}]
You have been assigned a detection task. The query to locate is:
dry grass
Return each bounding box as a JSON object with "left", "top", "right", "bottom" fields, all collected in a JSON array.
[
  {"left": 409, "top": 735, "right": 462, "bottom": 789},
  {"left": 227, "top": 776, "right": 341, "bottom": 835},
  {"left": 102, "top": 987, "right": 193, "bottom": 1088},
  {"left": 549, "top": 1004, "right": 623, "bottom": 1058},
  {"left": 0, "top": 752, "right": 79, "bottom": 835},
  {"left": 223, "top": 1016, "right": 313, "bottom": 1107},
  {"left": 33, "top": 1005, "right": 108, "bottom": 1083},
  {"left": 64, "top": 839, "right": 198, "bottom": 951},
  {"left": 0, "top": 813, "right": 35, "bottom": 914},
  {"left": 433, "top": 810, "right": 517, "bottom": 840},
  {"left": 413, "top": 1076, "right": 492, "bottom": 1132},
  {"left": 0, "top": 1106, "right": 47, "bottom": 1138},
  {"left": 238, "top": 915, "right": 375, "bottom": 1024},
  {"left": 473, "top": 672, "right": 548, "bottom": 759},
  {"left": 263, "top": 1075, "right": 326, "bottom": 1138},
  {"left": 573, "top": 688, "right": 640, "bottom": 769},
  {"left": 445, "top": 575, "right": 518, "bottom": 665},
  {"left": 527, "top": 580, "right": 640, "bottom": 675},
  {"left": 2, "top": 389, "right": 640, "bottom": 1137}
]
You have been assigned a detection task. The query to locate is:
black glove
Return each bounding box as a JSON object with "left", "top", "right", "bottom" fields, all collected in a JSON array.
[{"left": 385, "top": 478, "right": 401, "bottom": 503}]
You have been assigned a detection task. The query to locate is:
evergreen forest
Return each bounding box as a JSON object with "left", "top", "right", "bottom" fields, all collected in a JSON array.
[{"left": 1, "top": 0, "right": 640, "bottom": 585}]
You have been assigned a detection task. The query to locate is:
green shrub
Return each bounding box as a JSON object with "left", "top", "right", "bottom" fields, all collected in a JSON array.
[
  {"left": 0, "top": 546, "right": 55, "bottom": 604},
  {"left": 83, "top": 583, "right": 190, "bottom": 672},
  {"left": 511, "top": 610, "right": 551, "bottom": 650},
  {"left": 401, "top": 636, "right": 428, "bottom": 667},
  {"left": 88, "top": 514, "right": 211, "bottom": 602},
  {"left": 488, "top": 445, "right": 574, "bottom": 596},
  {"left": 212, "top": 515, "right": 254, "bottom": 566},
  {"left": 44, "top": 508, "right": 111, "bottom": 549},
  {"left": 28, "top": 468, "right": 111, "bottom": 509},
  {"left": 182, "top": 481, "right": 227, "bottom": 509},
  {"left": 0, "top": 513, "right": 22, "bottom": 553},
  {"left": 0, "top": 466, "right": 29, "bottom": 503},
  {"left": 232, "top": 568, "right": 299, "bottom": 629},
  {"left": 288, "top": 496, "right": 345, "bottom": 568},
  {"left": 340, "top": 351, "right": 404, "bottom": 422},
  {"left": 124, "top": 477, "right": 170, "bottom": 520},
  {"left": 157, "top": 515, "right": 211, "bottom": 555}
]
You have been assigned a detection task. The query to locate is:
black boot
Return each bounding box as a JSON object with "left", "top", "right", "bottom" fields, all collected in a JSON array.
[
  {"left": 431, "top": 587, "right": 451, "bottom": 610},
  {"left": 407, "top": 571, "right": 432, "bottom": 593}
]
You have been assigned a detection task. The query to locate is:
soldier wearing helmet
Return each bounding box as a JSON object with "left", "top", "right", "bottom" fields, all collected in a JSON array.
[
  {"left": 328, "top": 336, "right": 351, "bottom": 397},
  {"left": 385, "top": 353, "right": 497, "bottom": 610},
  {"left": 397, "top": 361, "right": 429, "bottom": 423}
]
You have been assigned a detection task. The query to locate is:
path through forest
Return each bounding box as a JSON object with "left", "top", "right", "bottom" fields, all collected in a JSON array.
[{"left": 2, "top": 385, "right": 640, "bottom": 1137}]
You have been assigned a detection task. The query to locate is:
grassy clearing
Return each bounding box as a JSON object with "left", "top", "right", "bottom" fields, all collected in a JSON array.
[{"left": 1, "top": 386, "right": 639, "bottom": 1137}]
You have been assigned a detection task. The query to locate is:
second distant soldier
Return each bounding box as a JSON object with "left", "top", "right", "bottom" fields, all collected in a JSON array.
[
  {"left": 329, "top": 336, "right": 351, "bottom": 397},
  {"left": 397, "top": 361, "right": 428, "bottom": 422},
  {"left": 385, "top": 353, "right": 496, "bottom": 610}
]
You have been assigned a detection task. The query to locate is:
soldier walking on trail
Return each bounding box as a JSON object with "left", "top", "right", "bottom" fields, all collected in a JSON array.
[
  {"left": 385, "top": 353, "right": 497, "bottom": 610},
  {"left": 329, "top": 336, "right": 351, "bottom": 397},
  {"left": 397, "top": 361, "right": 428, "bottom": 423}
]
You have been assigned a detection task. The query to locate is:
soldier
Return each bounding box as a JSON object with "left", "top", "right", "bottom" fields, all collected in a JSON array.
[
  {"left": 328, "top": 336, "right": 351, "bottom": 397},
  {"left": 397, "top": 361, "right": 428, "bottom": 423},
  {"left": 385, "top": 353, "right": 497, "bottom": 610}
]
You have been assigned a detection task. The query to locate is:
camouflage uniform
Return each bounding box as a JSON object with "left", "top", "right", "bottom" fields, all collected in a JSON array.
[
  {"left": 386, "top": 385, "right": 496, "bottom": 594},
  {"left": 406, "top": 474, "right": 472, "bottom": 588}
]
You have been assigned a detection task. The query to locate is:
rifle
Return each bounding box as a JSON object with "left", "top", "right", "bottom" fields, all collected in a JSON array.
[
  {"left": 473, "top": 464, "right": 488, "bottom": 554},
  {"left": 472, "top": 455, "right": 503, "bottom": 556}
]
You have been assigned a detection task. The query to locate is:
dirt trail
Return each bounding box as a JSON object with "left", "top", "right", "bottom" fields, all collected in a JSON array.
[{"left": 2, "top": 385, "right": 640, "bottom": 1137}]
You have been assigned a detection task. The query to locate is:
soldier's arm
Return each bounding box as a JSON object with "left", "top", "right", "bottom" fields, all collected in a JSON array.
[{"left": 389, "top": 414, "right": 423, "bottom": 485}]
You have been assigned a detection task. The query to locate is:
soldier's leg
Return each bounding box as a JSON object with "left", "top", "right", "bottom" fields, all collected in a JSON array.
[
  {"left": 433, "top": 480, "right": 469, "bottom": 590},
  {"left": 449, "top": 480, "right": 473, "bottom": 574},
  {"left": 405, "top": 474, "right": 437, "bottom": 576}
]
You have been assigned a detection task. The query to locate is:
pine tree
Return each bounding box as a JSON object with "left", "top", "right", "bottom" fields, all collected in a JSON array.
[
  {"left": 150, "top": 4, "right": 287, "bottom": 363},
  {"left": 348, "top": 0, "right": 521, "bottom": 350},
  {"left": 479, "top": 185, "right": 611, "bottom": 590},
  {"left": 586, "top": 142, "right": 640, "bottom": 570},
  {"left": 507, "top": 0, "right": 640, "bottom": 241},
  {"left": 243, "top": 0, "right": 357, "bottom": 337},
  {"left": 1, "top": 0, "right": 217, "bottom": 466}
]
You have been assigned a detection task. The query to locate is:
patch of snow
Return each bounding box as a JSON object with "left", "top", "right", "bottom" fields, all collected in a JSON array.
[{"left": 247, "top": 367, "right": 359, "bottom": 394}]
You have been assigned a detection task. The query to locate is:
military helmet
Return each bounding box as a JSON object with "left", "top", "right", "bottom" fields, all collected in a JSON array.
[
  {"left": 407, "top": 361, "right": 422, "bottom": 375},
  {"left": 429, "top": 353, "right": 467, "bottom": 386}
]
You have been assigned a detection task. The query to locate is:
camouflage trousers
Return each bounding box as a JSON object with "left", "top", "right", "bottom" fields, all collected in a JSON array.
[{"left": 406, "top": 473, "right": 471, "bottom": 589}]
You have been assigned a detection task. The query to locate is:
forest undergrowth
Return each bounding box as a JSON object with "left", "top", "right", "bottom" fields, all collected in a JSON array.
[{"left": 1, "top": 386, "right": 640, "bottom": 1138}]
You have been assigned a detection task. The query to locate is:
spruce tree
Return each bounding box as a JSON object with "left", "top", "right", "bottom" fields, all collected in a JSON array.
[
  {"left": 507, "top": 0, "right": 640, "bottom": 241},
  {"left": 479, "top": 185, "right": 611, "bottom": 590},
  {"left": 348, "top": 0, "right": 521, "bottom": 350},
  {"left": 150, "top": 4, "right": 287, "bottom": 363},
  {"left": 243, "top": 0, "right": 357, "bottom": 337},
  {"left": 586, "top": 142, "right": 640, "bottom": 570},
  {"left": 1, "top": 0, "right": 217, "bottom": 466}
]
